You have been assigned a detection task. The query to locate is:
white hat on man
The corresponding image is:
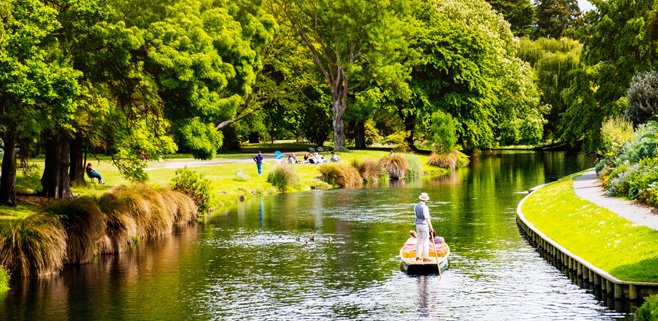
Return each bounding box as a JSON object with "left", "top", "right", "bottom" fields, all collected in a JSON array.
[{"left": 419, "top": 192, "right": 430, "bottom": 201}]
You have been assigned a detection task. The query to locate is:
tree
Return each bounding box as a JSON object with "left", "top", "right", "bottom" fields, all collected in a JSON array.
[
  {"left": 270, "top": 0, "right": 409, "bottom": 151},
  {"left": 533, "top": 0, "right": 581, "bottom": 39},
  {"left": 486, "top": 0, "right": 535, "bottom": 37},
  {"left": 0, "top": 0, "right": 80, "bottom": 203},
  {"left": 518, "top": 37, "right": 580, "bottom": 142},
  {"left": 385, "top": 0, "right": 543, "bottom": 151},
  {"left": 561, "top": 0, "right": 658, "bottom": 151}
]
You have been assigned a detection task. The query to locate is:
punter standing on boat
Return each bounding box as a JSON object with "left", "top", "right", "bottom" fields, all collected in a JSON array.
[{"left": 414, "top": 192, "right": 434, "bottom": 262}]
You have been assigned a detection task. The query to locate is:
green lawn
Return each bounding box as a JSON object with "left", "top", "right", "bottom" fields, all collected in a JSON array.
[{"left": 521, "top": 176, "right": 658, "bottom": 282}]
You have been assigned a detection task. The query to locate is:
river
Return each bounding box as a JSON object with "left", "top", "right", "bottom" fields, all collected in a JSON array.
[{"left": 0, "top": 151, "right": 633, "bottom": 320}]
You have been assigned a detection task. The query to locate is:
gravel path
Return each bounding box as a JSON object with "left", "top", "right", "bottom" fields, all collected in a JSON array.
[{"left": 573, "top": 170, "right": 658, "bottom": 230}]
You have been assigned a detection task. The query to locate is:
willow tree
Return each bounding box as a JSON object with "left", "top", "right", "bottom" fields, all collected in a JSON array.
[
  {"left": 269, "top": 0, "right": 408, "bottom": 150},
  {"left": 518, "top": 37, "right": 581, "bottom": 142}
]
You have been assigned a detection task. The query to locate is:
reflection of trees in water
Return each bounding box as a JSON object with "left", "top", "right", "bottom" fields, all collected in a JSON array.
[
  {"left": 427, "top": 171, "right": 460, "bottom": 187},
  {"left": 6, "top": 224, "right": 201, "bottom": 320}
]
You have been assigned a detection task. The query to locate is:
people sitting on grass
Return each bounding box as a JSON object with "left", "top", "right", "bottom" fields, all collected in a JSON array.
[
  {"left": 85, "top": 163, "right": 105, "bottom": 184},
  {"left": 287, "top": 153, "right": 298, "bottom": 164},
  {"left": 330, "top": 151, "right": 340, "bottom": 162}
]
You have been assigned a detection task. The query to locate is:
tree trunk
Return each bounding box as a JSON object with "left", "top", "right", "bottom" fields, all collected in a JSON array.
[
  {"left": 354, "top": 120, "right": 366, "bottom": 149},
  {"left": 403, "top": 114, "right": 417, "bottom": 151},
  {"left": 0, "top": 128, "right": 18, "bottom": 206},
  {"left": 69, "top": 134, "right": 86, "bottom": 184},
  {"left": 41, "top": 131, "right": 72, "bottom": 199},
  {"left": 220, "top": 126, "right": 242, "bottom": 152},
  {"left": 331, "top": 89, "right": 347, "bottom": 151}
]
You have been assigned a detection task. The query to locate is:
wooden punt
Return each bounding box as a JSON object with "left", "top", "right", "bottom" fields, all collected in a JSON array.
[{"left": 400, "top": 242, "right": 450, "bottom": 275}]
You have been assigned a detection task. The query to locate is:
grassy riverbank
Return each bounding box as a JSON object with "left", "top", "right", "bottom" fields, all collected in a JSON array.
[
  {"left": 520, "top": 174, "right": 658, "bottom": 282},
  {"left": 5, "top": 150, "right": 445, "bottom": 220},
  {"left": 0, "top": 149, "right": 449, "bottom": 286}
]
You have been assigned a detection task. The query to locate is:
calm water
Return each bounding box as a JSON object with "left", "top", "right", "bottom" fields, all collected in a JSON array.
[{"left": 1, "top": 151, "right": 633, "bottom": 320}]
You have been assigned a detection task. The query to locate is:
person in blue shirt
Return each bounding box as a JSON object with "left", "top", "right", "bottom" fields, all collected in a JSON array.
[
  {"left": 85, "top": 163, "right": 105, "bottom": 184},
  {"left": 253, "top": 150, "right": 264, "bottom": 176}
]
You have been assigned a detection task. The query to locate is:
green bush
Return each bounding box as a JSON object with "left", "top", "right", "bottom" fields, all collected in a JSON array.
[
  {"left": 267, "top": 164, "right": 298, "bottom": 192},
  {"left": 635, "top": 294, "right": 658, "bottom": 321},
  {"left": 616, "top": 121, "right": 658, "bottom": 165},
  {"left": 428, "top": 111, "right": 457, "bottom": 153},
  {"left": 405, "top": 154, "right": 421, "bottom": 179},
  {"left": 600, "top": 117, "right": 634, "bottom": 155},
  {"left": 627, "top": 70, "right": 658, "bottom": 126},
  {"left": 170, "top": 167, "right": 214, "bottom": 216}
]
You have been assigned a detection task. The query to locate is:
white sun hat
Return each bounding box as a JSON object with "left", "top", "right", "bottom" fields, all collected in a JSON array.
[{"left": 419, "top": 192, "right": 430, "bottom": 201}]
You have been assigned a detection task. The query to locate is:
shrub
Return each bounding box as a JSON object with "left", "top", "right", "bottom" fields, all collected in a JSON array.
[
  {"left": 317, "top": 164, "right": 363, "bottom": 188},
  {"left": 405, "top": 154, "right": 421, "bottom": 179},
  {"left": 428, "top": 111, "right": 458, "bottom": 153},
  {"left": 267, "top": 164, "right": 298, "bottom": 192},
  {"left": 383, "top": 132, "right": 410, "bottom": 152},
  {"left": 600, "top": 117, "right": 635, "bottom": 155},
  {"left": 635, "top": 294, "right": 658, "bottom": 321},
  {"left": 0, "top": 214, "right": 67, "bottom": 277},
  {"left": 170, "top": 167, "right": 214, "bottom": 216},
  {"left": 379, "top": 156, "right": 408, "bottom": 179},
  {"left": 627, "top": 70, "right": 658, "bottom": 126},
  {"left": 616, "top": 121, "right": 658, "bottom": 165},
  {"left": 351, "top": 159, "right": 382, "bottom": 183}
]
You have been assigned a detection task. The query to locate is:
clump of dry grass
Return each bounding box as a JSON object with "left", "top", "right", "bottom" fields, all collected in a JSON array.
[
  {"left": 379, "top": 156, "right": 408, "bottom": 179},
  {"left": 317, "top": 164, "right": 363, "bottom": 188},
  {"left": 0, "top": 183, "right": 200, "bottom": 279},
  {"left": 97, "top": 193, "right": 138, "bottom": 254},
  {"left": 428, "top": 150, "right": 459, "bottom": 170},
  {"left": 351, "top": 159, "right": 382, "bottom": 183},
  {"left": 0, "top": 214, "right": 67, "bottom": 277},
  {"left": 45, "top": 196, "right": 106, "bottom": 264}
]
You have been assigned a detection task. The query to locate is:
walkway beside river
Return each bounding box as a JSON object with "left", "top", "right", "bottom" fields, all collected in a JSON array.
[{"left": 573, "top": 170, "right": 658, "bottom": 230}]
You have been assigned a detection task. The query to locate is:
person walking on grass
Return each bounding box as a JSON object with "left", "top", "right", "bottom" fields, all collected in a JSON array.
[
  {"left": 253, "top": 150, "right": 264, "bottom": 177},
  {"left": 414, "top": 192, "right": 434, "bottom": 262}
]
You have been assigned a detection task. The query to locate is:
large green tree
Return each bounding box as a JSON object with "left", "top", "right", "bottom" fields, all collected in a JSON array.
[
  {"left": 0, "top": 0, "right": 80, "bottom": 203},
  {"left": 386, "top": 0, "right": 543, "bottom": 151},
  {"left": 562, "top": 0, "right": 658, "bottom": 150},
  {"left": 518, "top": 37, "right": 581, "bottom": 142},
  {"left": 270, "top": 0, "right": 409, "bottom": 151},
  {"left": 533, "top": 0, "right": 581, "bottom": 39}
]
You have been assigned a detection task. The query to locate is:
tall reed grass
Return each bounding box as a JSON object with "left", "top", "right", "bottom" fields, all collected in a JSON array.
[
  {"left": 351, "top": 159, "right": 382, "bottom": 183},
  {"left": 0, "top": 184, "right": 197, "bottom": 278},
  {"left": 0, "top": 214, "right": 67, "bottom": 277},
  {"left": 379, "top": 156, "right": 408, "bottom": 179},
  {"left": 317, "top": 164, "right": 363, "bottom": 188},
  {"left": 428, "top": 150, "right": 469, "bottom": 170},
  {"left": 267, "top": 164, "right": 298, "bottom": 192}
]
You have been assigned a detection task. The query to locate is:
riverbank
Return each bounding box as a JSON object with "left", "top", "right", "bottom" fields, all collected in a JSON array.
[
  {"left": 518, "top": 170, "right": 658, "bottom": 288},
  {"left": 0, "top": 149, "right": 450, "bottom": 286}
]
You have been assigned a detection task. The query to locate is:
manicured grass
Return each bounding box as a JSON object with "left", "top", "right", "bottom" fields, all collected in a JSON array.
[{"left": 521, "top": 177, "right": 658, "bottom": 282}]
